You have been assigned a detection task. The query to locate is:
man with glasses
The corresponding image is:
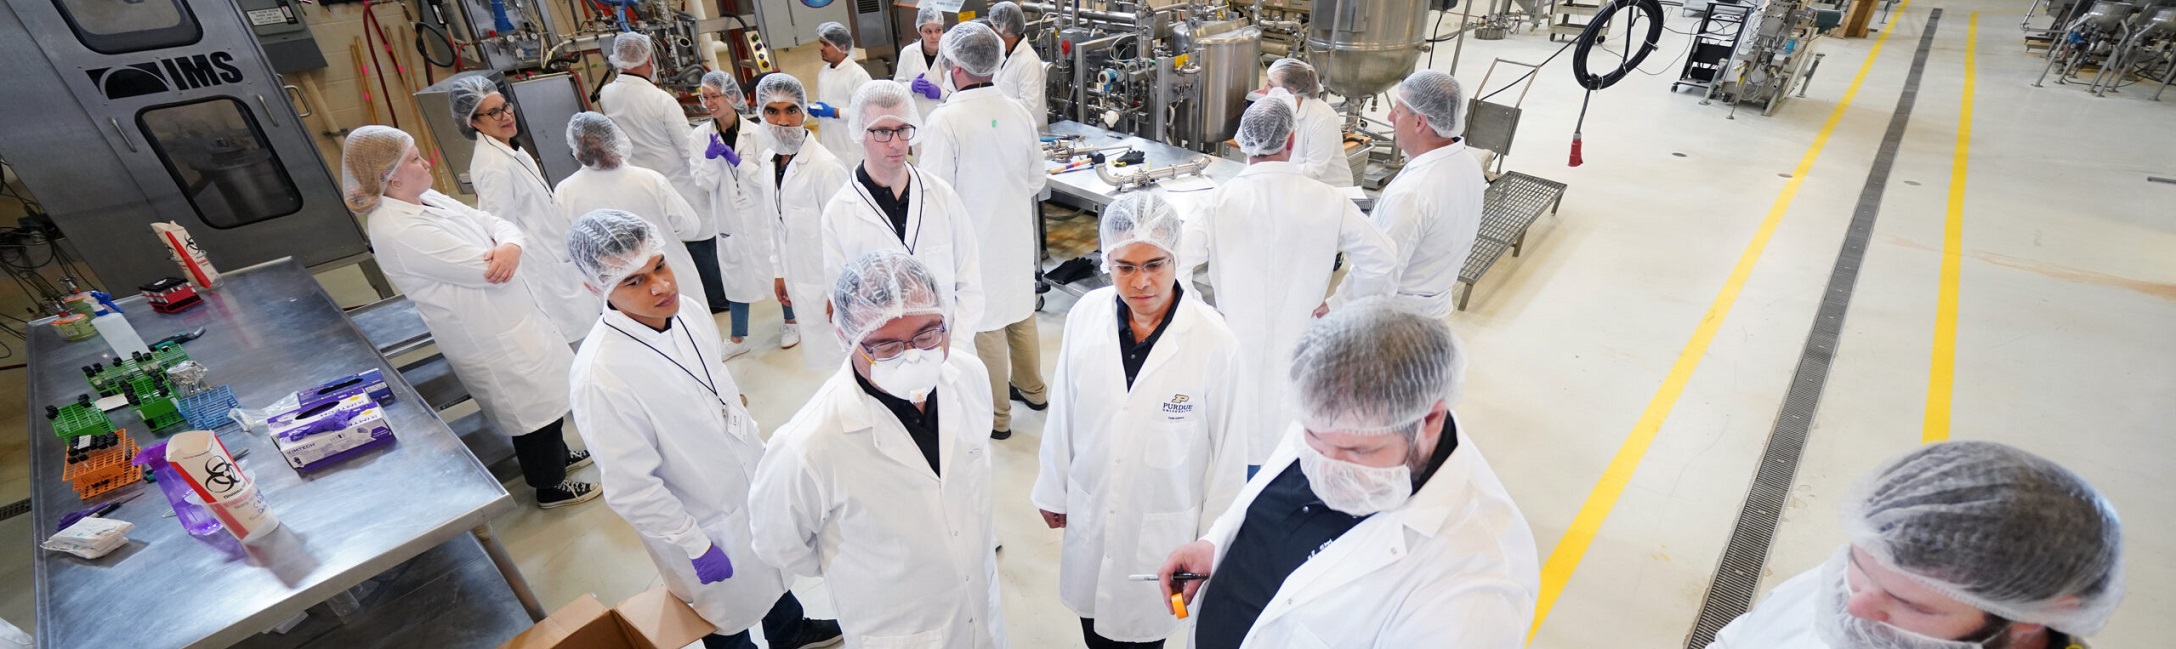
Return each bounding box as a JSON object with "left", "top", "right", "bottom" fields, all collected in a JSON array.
[
  {"left": 750, "top": 251, "right": 1008, "bottom": 648},
  {"left": 1032, "top": 193, "right": 1249, "bottom": 648}
]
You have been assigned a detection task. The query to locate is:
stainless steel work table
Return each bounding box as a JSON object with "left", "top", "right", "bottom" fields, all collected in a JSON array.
[
  {"left": 26, "top": 258, "right": 544, "bottom": 648},
  {"left": 1041, "top": 119, "right": 1248, "bottom": 217}
]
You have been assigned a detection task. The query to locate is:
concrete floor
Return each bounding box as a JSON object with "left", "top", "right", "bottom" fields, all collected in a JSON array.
[{"left": 5, "top": 0, "right": 2174, "bottom": 645}]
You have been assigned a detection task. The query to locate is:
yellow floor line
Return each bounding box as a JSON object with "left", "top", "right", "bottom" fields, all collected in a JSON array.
[
  {"left": 1922, "top": 12, "right": 1976, "bottom": 444},
  {"left": 1527, "top": 1, "right": 1916, "bottom": 640}
]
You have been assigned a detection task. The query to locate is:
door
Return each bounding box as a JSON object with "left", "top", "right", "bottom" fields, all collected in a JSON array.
[{"left": 756, "top": 0, "right": 855, "bottom": 48}]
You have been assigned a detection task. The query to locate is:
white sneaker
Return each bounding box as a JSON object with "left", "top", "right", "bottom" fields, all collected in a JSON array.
[
  {"left": 721, "top": 337, "right": 752, "bottom": 360},
  {"left": 780, "top": 323, "right": 801, "bottom": 349}
]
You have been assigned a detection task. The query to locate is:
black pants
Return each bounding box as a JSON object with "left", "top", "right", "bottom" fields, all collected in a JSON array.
[
  {"left": 1081, "top": 617, "right": 1165, "bottom": 649},
  {"left": 700, "top": 592, "right": 808, "bottom": 649},
  {"left": 685, "top": 239, "right": 730, "bottom": 314},
  {"left": 509, "top": 418, "right": 569, "bottom": 489}
]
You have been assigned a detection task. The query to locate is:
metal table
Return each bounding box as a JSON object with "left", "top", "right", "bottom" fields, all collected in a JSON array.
[
  {"left": 1041, "top": 120, "right": 1248, "bottom": 217},
  {"left": 27, "top": 258, "right": 544, "bottom": 649}
]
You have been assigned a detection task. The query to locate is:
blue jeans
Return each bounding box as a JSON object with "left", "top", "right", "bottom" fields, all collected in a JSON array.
[
  {"left": 701, "top": 591, "right": 806, "bottom": 649},
  {"left": 726, "top": 301, "right": 796, "bottom": 338}
]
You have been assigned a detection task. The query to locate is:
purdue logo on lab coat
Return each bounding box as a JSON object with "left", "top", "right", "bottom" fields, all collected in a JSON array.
[{"left": 1161, "top": 394, "right": 1194, "bottom": 415}]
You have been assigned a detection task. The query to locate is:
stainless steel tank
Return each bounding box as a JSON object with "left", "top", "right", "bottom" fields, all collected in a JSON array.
[
  {"left": 2080, "top": 1, "right": 2138, "bottom": 30},
  {"left": 1193, "top": 22, "right": 1262, "bottom": 148},
  {"left": 1307, "top": 0, "right": 1433, "bottom": 98}
]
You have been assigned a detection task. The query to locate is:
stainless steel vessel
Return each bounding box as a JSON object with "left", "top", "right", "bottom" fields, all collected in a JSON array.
[
  {"left": 1193, "top": 22, "right": 1262, "bottom": 147},
  {"left": 1307, "top": 0, "right": 1433, "bottom": 98}
]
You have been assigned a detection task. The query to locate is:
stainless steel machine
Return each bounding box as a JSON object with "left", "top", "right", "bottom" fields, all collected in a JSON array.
[{"left": 414, "top": 70, "right": 589, "bottom": 194}]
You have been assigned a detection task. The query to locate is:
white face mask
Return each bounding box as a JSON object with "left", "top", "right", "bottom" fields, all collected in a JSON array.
[
  {"left": 762, "top": 122, "right": 807, "bottom": 154},
  {"left": 1814, "top": 548, "right": 2009, "bottom": 649},
  {"left": 869, "top": 348, "right": 944, "bottom": 401},
  {"left": 1296, "top": 438, "right": 1414, "bottom": 516}
]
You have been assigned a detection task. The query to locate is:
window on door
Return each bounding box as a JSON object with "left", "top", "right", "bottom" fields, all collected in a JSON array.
[
  {"left": 137, "top": 98, "right": 305, "bottom": 228},
  {"left": 49, "top": 0, "right": 203, "bottom": 54}
]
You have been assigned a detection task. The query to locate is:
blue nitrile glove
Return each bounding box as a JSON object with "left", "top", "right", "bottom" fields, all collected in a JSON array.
[
  {"left": 911, "top": 73, "right": 943, "bottom": 100},
  {"left": 692, "top": 544, "right": 733, "bottom": 583},
  {"left": 706, "top": 134, "right": 742, "bottom": 166},
  {"left": 808, "top": 102, "right": 839, "bottom": 119}
]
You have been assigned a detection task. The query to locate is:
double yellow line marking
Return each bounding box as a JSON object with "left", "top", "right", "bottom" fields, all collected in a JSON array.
[{"left": 1922, "top": 13, "right": 1977, "bottom": 444}]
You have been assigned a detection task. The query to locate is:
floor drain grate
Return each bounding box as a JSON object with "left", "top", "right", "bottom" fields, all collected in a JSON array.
[{"left": 0, "top": 499, "right": 29, "bottom": 522}]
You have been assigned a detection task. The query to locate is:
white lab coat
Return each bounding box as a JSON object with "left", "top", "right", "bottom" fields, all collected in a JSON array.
[
  {"left": 996, "top": 42, "right": 1048, "bottom": 129},
  {"left": 1179, "top": 162, "right": 1397, "bottom": 464},
  {"left": 1289, "top": 96, "right": 1354, "bottom": 188},
  {"left": 554, "top": 165, "right": 712, "bottom": 312},
  {"left": 365, "top": 191, "right": 572, "bottom": 436},
  {"left": 1189, "top": 423, "right": 1540, "bottom": 649},
  {"left": 467, "top": 135, "right": 602, "bottom": 342},
  {"left": 1704, "top": 566, "right": 1826, "bottom": 648},
  {"left": 894, "top": 44, "right": 947, "bottom": 121},
  {"left": 1368, "top": 142, "right": 1485, "bottom": 319},
  {"left": 688, "top": 117, "right": 776, "bottom": 304},
  {"left": 820, "top": 164, "right": 986, "bottom": 335},
  {"left": 919, "top": 86, "right": 1047, "bottom": 332},
  {"left": 752, "top": 138, "right": 854, "bottom": 370},
  {"left": 748, "top": 356, "right": 1007, "bottom": 649},
  {"left": 600, "top": 74, "right": 707, "bottom": 211},
  {"left": 817, "top": 57, "right": 875, "bottom": 170},
  {"left": 1030, "top": 288, "right": 1250, "bottom": 643},
  {"left": 568, "top": 296, "right": 791, "bottom": 632}
]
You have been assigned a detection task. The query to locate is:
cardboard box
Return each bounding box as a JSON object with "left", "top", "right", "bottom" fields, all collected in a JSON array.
[{"left": 499, "top": 587, "right": 715, "bottom": 649}]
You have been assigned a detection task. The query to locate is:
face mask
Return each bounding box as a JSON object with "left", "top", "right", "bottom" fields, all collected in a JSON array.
[
  {"left": 762, "top": 122, "right": 807, "bottom": 154},
  {"left": 1296, "top": 438, "right": 1413, "bottom": 516},
  {"left": 1814, "top": 548, "right": 2009, "bottom": 649},
  {"left": 869, "top": 348, "right": 944, "bottom": 401}
]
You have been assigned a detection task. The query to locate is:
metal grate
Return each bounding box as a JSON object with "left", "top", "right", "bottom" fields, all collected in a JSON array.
[
  {"left": 1460, "top": 172, "right": 1567, "bottom": 284},
  {"left": 1464, "top": 100, "right": 1523, "bottom": 161},
  {"left": 0, "top": 499, "right": 27, "bottom": 522}
]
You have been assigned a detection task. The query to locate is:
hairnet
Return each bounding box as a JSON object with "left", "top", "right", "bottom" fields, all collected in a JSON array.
[
  {"left": 447, "top": 76, "right": 502, "bottom": 140},
  {"left": 831, "top": 250, "right": 947, "bottom": 350},
  {"left": 1236, "top": 97, "right": 1295, "bottom": 157},
  {"left": 566, "top": 112, "right": 629, "bottom": 169},
  {"left": 990, "top": 1, "right": 1027, "bottom": 37},
  {"left": 754, "top": 72, "right": 808, "bottom": 110},
  {"left": 1842, "top": 441, "right": 2124, "bottom": 636},
  {"left": 1397, "top": 69, "right": 1466, "bottom": 140},
  {"left": 846, "top": 80, "right": 922, "bottom": 145},
  {"left": 1098, "top": 192, "right": 1184, "bottom": 270},
  {"left": 339, "top": 125, "right": 414, "bottom": 213},
  {"left": 701, "top": 70, "right": 747, "bottom": 113},
  {"left": 566, "top": 209, "right": 668, "bottom": 289},
  {"left": 917, "top": 5, "right": 944, "bottom": 27},
  {"left": 941, "top": 21, "right": 1005, "bottom": 79},
  {"left": 1289, "top": 298, "right": 1464, "bottom": 436},
  {"left": 1268, "top": 58, "right": 1321, "bottom": 98},
  {"left": 817, "top": 21, "right": 853, "bottom": 51},
  {"left": 608, "top": 32, "right": 653, "bottom": 71}
]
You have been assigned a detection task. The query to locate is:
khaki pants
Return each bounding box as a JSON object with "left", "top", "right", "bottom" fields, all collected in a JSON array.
[{"left": 975, "top": 316, "right": 1046, "bottom": 432}]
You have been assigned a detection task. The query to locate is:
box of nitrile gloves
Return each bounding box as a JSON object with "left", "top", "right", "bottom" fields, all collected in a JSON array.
[
  {"left": 296, "top": 369, "right": 394, "bottom": 413},
  {"left": 268, "top": 393, "right": 393, "bottom": 471}
]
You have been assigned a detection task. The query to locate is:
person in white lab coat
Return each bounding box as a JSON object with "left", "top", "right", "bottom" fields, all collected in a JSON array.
[
  {"left": 820, "top": 81, "right": 986, "bottom": 362},
  {"left": 895, "top": 6, "right": 950, "bottom": 119},
  {"left": 1706, "top": 441, "right": 2124, "bottom": 649},
  {"left": 1263, "top": 59, "right": 1353, "bottom": 188},
  {"left": 688, "top": 71, "right": 773, "bottom": 359},
  {"left": 1032, "top": 194, "right": 1248, "bottom": 648},
  {"left": 989, "top": 2, "right": 1048, "bottom": 128},
  {"left": 1158, "top": 300, "right": 1539, "bottom": 649},
  {"left": 922, "top": 21, "right": 1048, "bottom": 439},
  {"left": 1179, "top": 98, "right": 1397, "bottom": 470},
  {"left": 561, "top": 211, "right": 846, "bottom": 649},
  {"left": 554, "top": 112, "right": 712, "bottom": 313},
  {"left": 447, "top": 76, "right": 601, "bottom": 343},
  {"left": 810, "top": 22, "right": 874, "bottom": 170},
  {"left": 599, "top": 32, "right": 727, "bottom": 313},
  {"left": 749, "top": 73, "right": 854, "bottom": 370},
  {"left": 748, "top": 251, "right": 1007, "bottom": 649},
  {"left": 340, "top": 126, "right": 597, "bottom": 508},
  {"left": 1371, "top": 70, "right": 1484, "bottom": 319}
]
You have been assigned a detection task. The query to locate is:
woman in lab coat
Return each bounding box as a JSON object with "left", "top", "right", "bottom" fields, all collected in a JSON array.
[
  {"left": 813, "top": 22, "right": 874, "bottom": 170},
  {"left": 340, "top": 125, "right": 597, "bottom": 508},
  {"left": 749, "top": 73, "right": 854, "bottom": 370},
  {"left": 1030, "top": 194, "right": 1249, "bottom": 647},
  {"left": 446, "top": 77, "right": 601, "bottom": 343},
  {"left": 552, "top": 111, "right": 712, "bottom": 313},
  {"left": 894, "top": 6, "right": 950, "bottom": 119},
  {"left": 687, "top": 71, "right": 774, "bottom": 359},
  {"left": 1265, "top": 59, "right": 1356, "bottom": 188}
]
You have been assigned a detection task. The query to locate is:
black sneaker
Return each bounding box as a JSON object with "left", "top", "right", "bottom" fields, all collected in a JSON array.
[
  {"left": 991, "top": 429, "right": 1012, "bottom": 441},
  {"left": 1009, "top": 386, "right": 1047, "bottom": 411},
  {"left": 537, "top": 480, "right": 600, "bottom": 509},
  {"left": 774, "top": 619, "right": 844, "bottom": 649},
  {"left": 565, "top": 449, "right": 593, "bottom": 471}
]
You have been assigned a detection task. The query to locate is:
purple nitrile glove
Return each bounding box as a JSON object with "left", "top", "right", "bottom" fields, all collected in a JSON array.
[
  {"left": 719, "top": 143, "right": 741, "bottom": 167},
  {"left": 705, "top": 133, "right": 731, "bottom": 160},
  {"left": 911, "top": 73, "right": 943, "bottom": 100},
  {"left": 692, "top": 544, "right": 733, "bottom": 583},
  {"left": 808, "top": 102, "right": 839, "bottom": 119}
]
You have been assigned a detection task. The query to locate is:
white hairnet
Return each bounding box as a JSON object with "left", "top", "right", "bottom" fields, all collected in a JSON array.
[
  {"left": 566, "top": 209, "right": 669, "bottom": 289},
  {"left": 754, "top": 72, "right": 808, "bottom": 110},
  {"left": 608, "top": 32, "right": 653, "bottom": 71},
  {"left": 447, "top": 76, "right": 502, "bottom": 139},
  {"left": 1289, "top": 298, "right": 1464, "bottom": 436},
  {"left": 941, "top": 21, "right": 1005, "bottom": 79},
  {"left": 990, "top": 1, "right": 1027, "bottom": 38},
  {"left": 831, "top": 250, "right": 947, "bottom": 350},
  {"left": 1098, "top": 192, "right": 1183, "bottom": 270},
  {"left": 701, "top": 70, "right": 747, "bottom": 113},
  {"left": 917, "top": 5, "right": 944, "bottom": 27},
  {"left": 1236, "top": 97, "right": 1296, "bottom": 157},
  {"left": 1268, "top": 58, "right": 1321, "bottom": 98},
  {"left": 1842, "top": 441, "right": 2124, "bottom": 636},
  {"left": 1397, "top": 69, "right": 1466, "bottom": 140},
  {"left": 847, "top": 80, "right": 922, "bottom": 145},
  {"left": 339, "top": 125, "right": 414, "bottom": 213},
  {"left": 566, "top": 112, "right": 629, "bottom": 169},
  {"left": 817, "top": 22, "right": 853, "bottom": 51}
]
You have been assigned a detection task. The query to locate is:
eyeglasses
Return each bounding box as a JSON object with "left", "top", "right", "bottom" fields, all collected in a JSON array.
[
  {"left": 866, "top": 125, "right": 917, "bottom": 142},
  {"left": 1109, "top": 258, "right": 1172, "bottom": 276},
  {"left": 478, "top": 102, "right": 516, "bottom": 121},
  {"left": 859, "top": 323, "right": 947, "bottom": 361}
]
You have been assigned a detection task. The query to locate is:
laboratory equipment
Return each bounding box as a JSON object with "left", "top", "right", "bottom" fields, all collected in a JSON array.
[
  {"left": 139, "top": 277, "right": 203, "bottom": 314},
  {"left": 1704, "top": 0, "right": 1825, "bottom": 116},
  {"left": 136, "top": 441, "right": 225, "bottom": 536}
]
